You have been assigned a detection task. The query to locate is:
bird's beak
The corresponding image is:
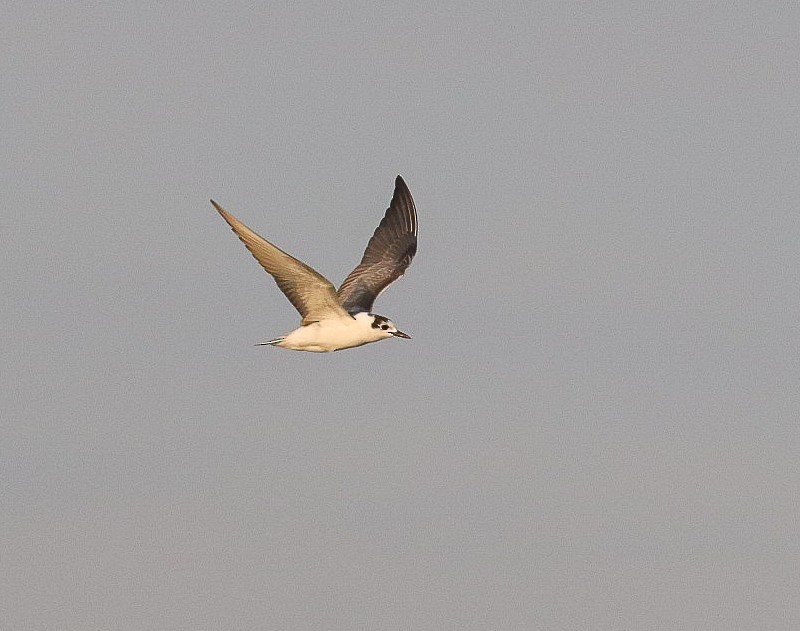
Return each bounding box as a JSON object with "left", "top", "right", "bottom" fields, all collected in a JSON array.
[{"left": 391, "top": 330, "right": 411, "bottom": 339}]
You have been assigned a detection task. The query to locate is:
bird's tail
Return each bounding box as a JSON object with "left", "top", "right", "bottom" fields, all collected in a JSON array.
[{"left": 256, "top": 337, "right": 284, "bottom": 347}]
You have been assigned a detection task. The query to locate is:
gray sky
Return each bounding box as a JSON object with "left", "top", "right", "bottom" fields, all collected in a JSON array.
[{"left": 3, "top": 2, "right": 800, "bottom": 629}]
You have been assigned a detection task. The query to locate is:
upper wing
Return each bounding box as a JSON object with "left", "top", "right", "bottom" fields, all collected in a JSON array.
[
  {"left": 211, "top": 200, "right": 350, "bottom": 324},
  {"left": 337, "top": 176, "right": 418, "bottom": 314}
]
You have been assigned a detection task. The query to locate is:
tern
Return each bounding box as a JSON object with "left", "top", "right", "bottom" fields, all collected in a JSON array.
[{"left": 211, "top": 176, "right": 418, "bottom": 352}]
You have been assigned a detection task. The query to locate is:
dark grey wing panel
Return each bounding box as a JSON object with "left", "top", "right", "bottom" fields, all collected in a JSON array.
[{"left": 337, "top": 176, "right": 418, "bottom": 314}]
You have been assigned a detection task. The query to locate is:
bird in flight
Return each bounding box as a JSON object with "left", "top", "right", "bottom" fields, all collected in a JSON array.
[{"left": 211, "top": 176, "right": 418, "bottom": 352}]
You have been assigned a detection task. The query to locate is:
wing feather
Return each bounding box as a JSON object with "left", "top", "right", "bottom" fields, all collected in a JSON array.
[
  {"left": 337, "top": 176, "right": 418, "bottom": 314},
  {"left": 212, "top": 200, "right": 349, "bottom": 323}
]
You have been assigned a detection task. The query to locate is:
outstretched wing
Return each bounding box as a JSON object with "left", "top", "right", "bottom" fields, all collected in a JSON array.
[
  {"left": 337, "top": 176, "right": 418, "bottom": 314},
  {"left": 212, "top": 200, "right": 350, "bottom": 324}
]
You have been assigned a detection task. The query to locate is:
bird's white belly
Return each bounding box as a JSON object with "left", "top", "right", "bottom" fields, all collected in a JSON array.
[{"left": 277, "top": 318, "right": 376, "bottom": 352}]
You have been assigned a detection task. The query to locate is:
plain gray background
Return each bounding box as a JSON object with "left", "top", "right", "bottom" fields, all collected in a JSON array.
[{"left": 3, "top": 2, "right": 799, "bottom": 629}]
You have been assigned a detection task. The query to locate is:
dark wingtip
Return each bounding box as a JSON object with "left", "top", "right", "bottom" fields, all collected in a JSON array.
[
  {"left": 210, "top": 199, "right": 227, "bottom": 218},
  {"left": 394, "top": 175, "right": 411, "bottom": 197}
]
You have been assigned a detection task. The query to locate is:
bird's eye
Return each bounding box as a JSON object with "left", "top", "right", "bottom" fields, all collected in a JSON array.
[{"left": 381, "top": 324, "right": 389, "bottom": 330}]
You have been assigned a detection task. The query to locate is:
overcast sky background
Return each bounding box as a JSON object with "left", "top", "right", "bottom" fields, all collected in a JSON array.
[{"left": 3, "top": 2, "right": 800, "bottom": 629}]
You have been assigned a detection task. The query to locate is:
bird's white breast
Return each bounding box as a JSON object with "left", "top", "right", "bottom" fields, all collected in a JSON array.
[{"left": 276, "top": 314, "right": 384, "bottom": 352}]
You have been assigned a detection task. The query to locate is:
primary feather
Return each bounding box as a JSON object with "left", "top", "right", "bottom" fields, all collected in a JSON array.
[{"left": 337, "top": 176, "right": 418, "bottom": 314}]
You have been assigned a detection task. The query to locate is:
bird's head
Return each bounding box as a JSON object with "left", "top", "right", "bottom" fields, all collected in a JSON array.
[{"left": 355, "top": 312, "right": 411, "bottom": 340}]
